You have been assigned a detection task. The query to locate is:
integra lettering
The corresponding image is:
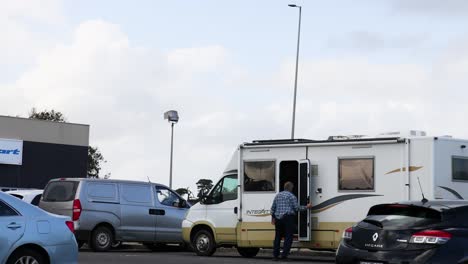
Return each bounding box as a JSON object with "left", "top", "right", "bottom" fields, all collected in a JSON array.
[{"left": 0, "top": 149, "right": 21, "bottom": 155}]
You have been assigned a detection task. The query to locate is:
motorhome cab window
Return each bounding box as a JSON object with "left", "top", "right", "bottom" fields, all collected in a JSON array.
[
  {"left": 338, "top": 158, "right": 374, "bottom": 191},
  {"left": 244, "top": 161, "right": 275, "bottom": 192},
  {"left": 156, "top": 186, "right": 181, "bottom": 207},
  {"left": 452, "top": 156, "right": 468, "bottom": 181},
  {"left": 207, "top": 175, "right": 238, "bottom": 204}
]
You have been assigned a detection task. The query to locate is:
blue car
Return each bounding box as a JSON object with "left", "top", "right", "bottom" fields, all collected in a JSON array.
[{"left": 0, "top": 191, "right": 78, "bottom": 264}]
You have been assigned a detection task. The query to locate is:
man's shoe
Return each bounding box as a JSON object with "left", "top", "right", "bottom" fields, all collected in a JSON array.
[
  {"left": 272, "top": 257, "right": 279, "bottom": 261},
  {"left": 279, "top": 256, "right": 290, "bottom": 262}
]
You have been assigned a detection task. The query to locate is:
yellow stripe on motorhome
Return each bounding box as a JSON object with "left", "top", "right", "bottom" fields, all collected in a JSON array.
[{"left": 235, "top": 221, "right": 355, "bottom": 249}]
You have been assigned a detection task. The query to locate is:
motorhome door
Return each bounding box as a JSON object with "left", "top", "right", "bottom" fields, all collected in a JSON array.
[{"left": 298, "top": 159, "right": 310, "bottom": 241}]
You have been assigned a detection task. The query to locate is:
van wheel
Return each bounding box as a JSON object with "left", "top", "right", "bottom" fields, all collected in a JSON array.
[
  {"left": 91, "top": 226, "right": 113, "bottom": 252},
  {"left": 237, "top": 247, "right": 260, "bottom": 258},
  {"left": 192, "top": 229, "right": 216, "bottom": 256},
  {"left": 7, "top": 248, "right": 45, "bottom": 264}
]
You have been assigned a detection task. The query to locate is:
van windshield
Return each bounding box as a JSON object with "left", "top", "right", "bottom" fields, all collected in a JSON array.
[{"left": 42, "top": 181, "right": 78, "bottom": 202}]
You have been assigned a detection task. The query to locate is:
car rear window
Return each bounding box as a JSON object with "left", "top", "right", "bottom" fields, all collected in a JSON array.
[
  {"left": 366, "top": 204, "right": 442, "bottom": 229},
  {"left": 42, "top": 181, "right": 78, "bottom": 202}
]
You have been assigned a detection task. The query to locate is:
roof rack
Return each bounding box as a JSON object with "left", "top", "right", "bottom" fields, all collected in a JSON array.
[
  {"left": 246, "top": 137, "right": 401, "bottom": 146},
  {"left": 251, "top": 138, "right": 317, "bottom": 144}
]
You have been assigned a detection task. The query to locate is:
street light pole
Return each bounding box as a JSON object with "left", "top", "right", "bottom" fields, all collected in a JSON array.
[
  {"left": 164, "top": 110, "right": 179, "bottom": 189},
  {"left": 169, "top": 122, "right": 174, "bottom": 189},
  {"left": 289, "top": 4, "right": 302, "bottom": 140}
]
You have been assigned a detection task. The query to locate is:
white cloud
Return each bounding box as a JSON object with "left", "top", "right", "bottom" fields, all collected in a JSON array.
[{"left": 3, "top": 10, "right": 468, "bottom": 194}]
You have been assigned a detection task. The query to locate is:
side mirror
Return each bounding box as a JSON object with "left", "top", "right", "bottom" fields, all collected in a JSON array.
[{"left": 179, "top": 200, "right": 187, "bottom": 208}]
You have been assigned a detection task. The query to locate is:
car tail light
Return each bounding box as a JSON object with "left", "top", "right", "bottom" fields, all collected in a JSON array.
[
  {"left": 72, "top": 199, "right": 82, "bottom": 221},
  {"left": 343, "top": 227, "right": 353, "bottom": 240},
  {"left": 66, "top": 221, "right": 75, "bottom": 233},
  {"left": 410, "top": 230, "right": 452, "bottom": 245}
]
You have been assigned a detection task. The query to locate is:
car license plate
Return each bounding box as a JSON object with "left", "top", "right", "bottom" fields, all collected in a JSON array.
[{"left": 360, "top": 262, "right": 383, "bottom": 264}]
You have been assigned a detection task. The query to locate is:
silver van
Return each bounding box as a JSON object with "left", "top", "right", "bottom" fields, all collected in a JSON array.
[{"left": 39, "top": 178, "right": 190, "bottom": 252}]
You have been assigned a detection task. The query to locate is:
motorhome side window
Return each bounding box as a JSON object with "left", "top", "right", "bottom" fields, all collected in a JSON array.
[
  {"left": 244, "top": 161, "right": 275, "bottom": 192},
  {"left": 209, "top": 175, "right": 238, "bottom": 204},
  {"left": 338, "top": 158, "right": 374, "bottom": 191},
  {"left": 452, "top": 156, "right": 468, "bottom": 181}
]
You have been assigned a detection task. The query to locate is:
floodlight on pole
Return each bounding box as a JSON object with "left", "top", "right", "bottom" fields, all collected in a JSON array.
[
  {"left": 164, "top": 110, "right": 179, "bottom": 188},
  {"left": 288, "top": 4, "right": 302, "bottom": 139}
]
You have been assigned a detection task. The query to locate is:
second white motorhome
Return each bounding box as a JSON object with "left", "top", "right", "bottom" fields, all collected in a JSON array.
[{"left": 182, "top": 131, "right": 468, "bottom": 257}]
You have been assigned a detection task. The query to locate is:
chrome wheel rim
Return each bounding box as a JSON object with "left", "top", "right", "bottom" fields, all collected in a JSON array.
[
  {"left": 15, "top": 256, "right": 39, "bottom": 264},
  {"left": 196, "top": 234, "right": 210, "bottom": 252}
]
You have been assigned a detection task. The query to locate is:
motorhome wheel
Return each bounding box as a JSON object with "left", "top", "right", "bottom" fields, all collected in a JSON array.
[{"left": 192, "top": 229, "right": 216, "bottom": 256}]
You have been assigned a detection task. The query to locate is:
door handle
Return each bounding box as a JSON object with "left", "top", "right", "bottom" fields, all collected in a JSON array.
[
  {"left": 149, "top": 209, "right": 165, "bottom": 216},
  {"left": 234, "top": 207, "right": 238, "bottom": 214},
  {"left": 7, "top": 222, "right": 22, "bottom": 230},
  {"left": 315, "top": 188, "right": 322, "bottom": 194}
]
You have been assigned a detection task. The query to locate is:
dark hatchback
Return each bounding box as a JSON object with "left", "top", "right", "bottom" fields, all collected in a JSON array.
[{"left": 336, "top": 200, "right": 468, "bottom": 264}]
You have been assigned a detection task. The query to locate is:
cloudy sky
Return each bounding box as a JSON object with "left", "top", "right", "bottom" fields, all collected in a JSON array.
[{"left": 2, "top": 0, "right": 468, "bottom": 193}]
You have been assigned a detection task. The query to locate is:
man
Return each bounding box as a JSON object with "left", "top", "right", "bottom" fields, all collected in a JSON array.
[{"left": 270, "top": 181, "right": 312, "bottom": 261}]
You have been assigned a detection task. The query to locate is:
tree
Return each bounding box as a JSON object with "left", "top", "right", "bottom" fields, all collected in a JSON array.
[
  {"left": 87, "top": 146, "right": 105, "bottom": 178},
  {"left": 196, "top": 179, "right": 213, "bottom": 198},
  {"left": 27, "top": 108, "right": 106, "bottom": 178},
  {"left": 29, "top": 108, "right": 67, "bottom": 122}
]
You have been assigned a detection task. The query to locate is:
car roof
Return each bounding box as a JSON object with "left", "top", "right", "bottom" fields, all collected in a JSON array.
[
  {"left": 392, "top": 200, "right": 468, "bottom": 211},
  {"left": 48, "top": 178, "right": 171, "bottom": 188},
  {"left": 0, "top": 192, "right": 48, "bottom": 216}
]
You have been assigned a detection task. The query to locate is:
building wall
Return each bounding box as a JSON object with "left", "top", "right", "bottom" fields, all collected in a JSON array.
[{"left": 0, "top": 116, "right": 89, "bottom": 189}]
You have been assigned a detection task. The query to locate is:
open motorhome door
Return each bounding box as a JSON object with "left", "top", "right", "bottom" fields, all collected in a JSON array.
[{"left": 298, "top": 159, "right": 310, "bottom": 241}]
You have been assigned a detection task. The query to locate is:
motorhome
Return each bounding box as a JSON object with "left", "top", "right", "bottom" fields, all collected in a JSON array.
[{"left": 182, "top": 131, "right": 468, "bottom": 257}]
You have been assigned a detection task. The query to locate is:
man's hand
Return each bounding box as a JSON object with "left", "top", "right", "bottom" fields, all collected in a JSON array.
[
  {"left": 306, "top": 203, "right": 313, "bottom": 209},
  {"left": 271, "top": 217, "right": 276, "bottom": 225}
]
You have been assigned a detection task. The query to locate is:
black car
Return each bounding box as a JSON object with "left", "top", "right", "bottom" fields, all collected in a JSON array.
[{"left": 336, "top": 200, "right": 468, "bottom": 264}]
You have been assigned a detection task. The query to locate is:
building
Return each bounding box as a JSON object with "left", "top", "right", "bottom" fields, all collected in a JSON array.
[{"left": 0, "top": 115, "right": 89, "bottom": 189}]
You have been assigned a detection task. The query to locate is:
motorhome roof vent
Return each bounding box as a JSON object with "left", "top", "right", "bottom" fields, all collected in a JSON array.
[{"left": 377, "top": 130, "right": 427, "bottom": 137}]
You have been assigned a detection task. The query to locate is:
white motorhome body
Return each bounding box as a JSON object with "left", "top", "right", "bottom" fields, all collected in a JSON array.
[{"left": 183, "top": 133, "right": 468, "bottom": 254}]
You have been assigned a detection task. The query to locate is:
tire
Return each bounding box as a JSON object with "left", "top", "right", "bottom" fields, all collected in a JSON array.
[
  {"left": 237, "top": 247, "right": 260, "bottom": 258},
  {"left": 7, "top": 248, "right": 46, "bottom": 264},
  {"left": 90, "top": 226, "right": 113, "bottom": 252},
  {"left": 192, "top": 229, "right": 216, "bottom": 256}
]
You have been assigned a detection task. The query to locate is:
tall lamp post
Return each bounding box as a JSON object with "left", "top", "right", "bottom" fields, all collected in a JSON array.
[
  {"left": 164, "top": 110, "right": 179, "bottom": 189},
  {"left": 288, "top": 4, "right": 302, "bottom": 139}
]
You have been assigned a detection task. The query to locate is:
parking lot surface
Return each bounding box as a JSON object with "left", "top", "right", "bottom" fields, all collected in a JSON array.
[{"left": 79, "top": 245, "right": 335, "bottom": 264}]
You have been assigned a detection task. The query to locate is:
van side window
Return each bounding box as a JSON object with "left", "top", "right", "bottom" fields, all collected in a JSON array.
[
  {"left": 88, "top": 183, "right": 118, "bottom": 202},
  {"left": 156, "top": 187, "right": 180, "bottom": 207},
  {"left": 244, "top": 161, "right": 275, "bottom": 192},
  {"left": 338, "top": 158, "right": 374, "bottom": 191},
  {"left": 0, "top": 200, "right": 18, "bottom": 216},
  {"left": 121, "top": 184, "right": 152, "bottom": 204},
  {"left": 208, "top": 175, "right": 238, "bottom": 204}
]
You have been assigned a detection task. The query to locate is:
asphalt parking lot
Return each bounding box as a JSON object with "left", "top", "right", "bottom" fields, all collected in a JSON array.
[{"left": 78, "top": 245, "right": 336, "bottom": 264}]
